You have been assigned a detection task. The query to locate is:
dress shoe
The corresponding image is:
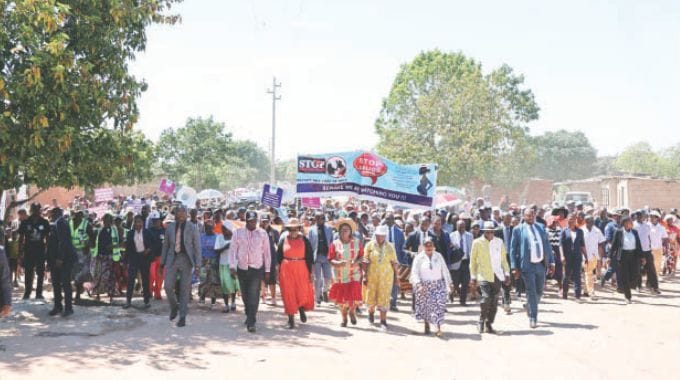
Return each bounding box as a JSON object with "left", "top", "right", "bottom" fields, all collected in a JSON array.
[
  {"left": 485, "top": 322, "right": 497, "bottom": 334},
  {"left": 530, "top": 318, "right": 537, "bottom": 329},
  {"left": 143, "top": 302, "right": 151, "bottom": 309},
  {"left": 247, "top": 326, "right": 256, "bottom": 333},
  {"left": 299, "top": 308, "right": 307, "bottom": 323},
  {"left": 49, "top": 308, "right": 63, "bottom": 316},
  {"left": 287, "top": 316, "right": 295, "bottom": 329},
  {"left": 61, "top": 309, "right": 74, "bottom": 317},
  {"left": 477, "top": 321, "right": 485, "bottom": 334},
  {"left": 176, "top": 317, "right": 186, "bottom": 327},
  {"left": 322, "top": 291, "right": 329, "bottom": 303},
  {"left": 122, "top": 303, "right": 131, "bottom": 309},
  {"left": 169, "top": 307, "right": 178, "bottom": 321},
  {"left": 368, "top": 313, "right": 375, "bottom": 324}
]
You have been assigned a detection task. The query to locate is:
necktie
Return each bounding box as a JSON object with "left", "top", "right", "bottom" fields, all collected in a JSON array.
[
  {"left": 389, "top": 226, "right": 393, "bottom": 243},
  {"left": 529, "top": 225, "right": 542, "bottom": 260}
]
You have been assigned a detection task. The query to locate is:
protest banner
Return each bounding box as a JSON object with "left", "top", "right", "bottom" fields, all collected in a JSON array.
[
  {"left": 296, "top": 151, "right": 437, "bottom": 209},
  {"left": 301, "top": 197, "right": 321, "bottom": 209},
  {"left": 94, "top": 187, "right": 114, "bottom": 202},
  {"left": 261, "top": 184, "right": 284, "bottom": 208}
]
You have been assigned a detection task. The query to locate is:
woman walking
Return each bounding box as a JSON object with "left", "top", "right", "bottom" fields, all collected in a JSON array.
[
  {"left": 363, "top": 225, "right": 399, "bottom": 331},
  {"left": 410, "top": 238, "right": 452, "bottom": 337},
  {"left": 276, "top": 218, "right": 315, "bottom": 329},
  {"left": 90, "top": 214, "right": 119, "bottom": 304},
  {"left": 198, "top": 219, "right": 222, "bottom": 308},
  {"left": 328, "top": 218, "right": 364, "bottom": 327},
  {"left": 216, "top": 223, "right": 239, "bottom": 313}
]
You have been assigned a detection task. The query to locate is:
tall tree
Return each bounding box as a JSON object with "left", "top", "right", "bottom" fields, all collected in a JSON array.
[
  {"left": 374, "top": 50, "right": 539, "bottom": 187},
  {"left": 613, "top": 142, "right": 661, "bottom": 176},
  {"left": 157, "top": 116, "right": 269, "bottom": 190},
  {"left": 530, "top": 130, "right": 598, "bottom": 181},
  {"left": 0, "top": 1, "right": 178, "bottom": 201}
]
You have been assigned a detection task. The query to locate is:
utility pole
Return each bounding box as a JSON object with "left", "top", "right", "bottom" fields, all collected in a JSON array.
[{"left": 266, "top": 77, "right": 281, "bottom": 185}]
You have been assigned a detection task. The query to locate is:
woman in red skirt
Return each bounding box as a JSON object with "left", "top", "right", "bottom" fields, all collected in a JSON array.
[
  {"left": 328, "top": 218, "right": 364, "bottom": 327},
  {"left": 277, "top": 218, "right": 315, "bottom": 329}
]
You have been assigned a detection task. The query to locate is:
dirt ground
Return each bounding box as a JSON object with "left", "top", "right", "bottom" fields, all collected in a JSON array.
[{"left": 1, "top": 275, "right": 679, "bottom": 380}]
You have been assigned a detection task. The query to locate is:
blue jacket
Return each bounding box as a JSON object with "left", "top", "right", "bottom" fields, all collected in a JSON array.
[
  {"left": 404, "top": 229, "right": 436, "bottom": 265},
  {"left": 307, "top": 224, "right": 334, "bottom": 261},
  {"left": 385, "top": 224, "right": 406, "bottom": 264},
  {"left": 510, "top": 222, "right": 554, "bottom": 273}
]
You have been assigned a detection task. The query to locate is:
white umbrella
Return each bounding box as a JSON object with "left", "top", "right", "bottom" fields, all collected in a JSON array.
[{"left": 197, "top": 189, "right": 225, "bottom": 200}]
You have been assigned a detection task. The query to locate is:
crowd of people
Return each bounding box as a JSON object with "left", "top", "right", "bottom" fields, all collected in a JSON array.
[{"left": 0, "top": 194, "right": 677, "bottom": 336}]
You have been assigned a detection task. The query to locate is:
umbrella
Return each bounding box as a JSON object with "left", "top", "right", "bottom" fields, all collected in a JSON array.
[
  {"left": 435, "top": 193, "right": 461, "bottom": 208},
  {"left": 197, "top": 189, "right": 225, "bottom": 200}
]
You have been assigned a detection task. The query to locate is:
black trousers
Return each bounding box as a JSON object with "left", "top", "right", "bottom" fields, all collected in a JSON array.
[
  {"left": 619, "top": 252, "right": 640, "bottom": 300},
  {"left": 24, "top": 249, "right": 46, "bottom": 297},
  {"left": 479, "top": 278, "right": 501, "bottom": 324},
  {"left": 238, "top": 267, "right": 264, "bottom": 328},
  {"left": 52, "top": 262, "right": 73, "bottom": 311},
  {"left": 451, "top": 261, "right": 470, "bottom": 305},
  {"left": 641, "top": 251, "right": 659, "bottom": 290},
  {"left": 126, "top": 254, "right": 151, "bottom": 304}
]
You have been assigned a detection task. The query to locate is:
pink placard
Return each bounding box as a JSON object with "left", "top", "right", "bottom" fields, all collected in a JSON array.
[
  {"left": 159, "top": 178, "right": 176, "bottom": 195},
  {"left": 301, "top": 197, "right": 321, "bottom": 209}
]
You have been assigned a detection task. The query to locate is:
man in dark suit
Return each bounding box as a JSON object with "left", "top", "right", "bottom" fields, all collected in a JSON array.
[
  {"left": 609, "top": 216, "right": 643, "bottom": 304},
  {"left": 510, "top": 209, "right": 555, "bottom": 329},
  {"left": 560, "top": 215, "right": 586, "bottom": 300},
  {"left": 124, "top": 215, "right": 156, "bottom": 309},
  {"left": 495, "top": 212, "right": 515, "bottom": 313},
  {"left": 384, "top": 213, "right": 405, "bottom": 311},
  {"left": 47, "top": 207, "right": 77, "bottom": 317},
  {"left": 307, "top": 212, "right": 334, "bottom": 305}
]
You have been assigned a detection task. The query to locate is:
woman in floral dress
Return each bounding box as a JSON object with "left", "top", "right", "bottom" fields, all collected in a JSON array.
[
  {"left": 410, "top": 238, "right": 452, "bottom": 337},
  {"left": 363, "top": 225, "right": 399, "bottom": 331},
  {"left": 328, "top": 218, "right": 364, "bottom": 327}
]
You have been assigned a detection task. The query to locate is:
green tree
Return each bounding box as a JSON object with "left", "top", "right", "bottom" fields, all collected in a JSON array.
[
  {"left": 275, "top": 159, "right": 297, "bottom": 183},
  {"left": 157, "top": 116, "right": 269, "bottom": 190},
  {"left": 0, "top": 0, "right": 178, "bottom": 210},
  {"left": 530, "top": 130, "right": 598, "bottom": 181},
  {"left": 614, "top": 142, "right": 662, "bottom": 176},
  {"left": 374, "top": 50, "right": 539, "bottom": 187},
  {"left": 593, "top": 155, "right": 617, "bottom": 176}
]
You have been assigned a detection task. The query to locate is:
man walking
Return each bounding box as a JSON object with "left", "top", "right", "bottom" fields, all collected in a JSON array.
[
  {"left": 560, "top": 215, "right": 586, "bottom": 301},
  {"left": 307, "top": 212, "right": 333, "bottom": 305},
  {"left": 648, "top": 211, "right": 668, "bottom": 279},
  {"left": 229, "top": 211, "right": 271, "bottom": 333},
  {"left": 449, "top": 220, "right": 472, "bottom": 306},
  {"left": 47, "top": 207, "right": 77, "bottom": 317},
  {"left": 510, "top": 209, "right": 555, "bottom": 329},
  {"left": 582, "top": 215, "right": 605, "bottom": 300},
  {"left": 384, "top": 213, "right": 405, "bottom": 312},
  {"left": 470, "top": 222, "right": 510, "bottom": 334},
  {"left": 19, "top": 203, "right": 50, "bottom": 300},
  {"left": 495, "top": 212, "right": 514, "bottom": 313},
  {"left": 124, "top": 215, "right": 154, "bottom": 309},
  {"left": 161, "top": 206, "right": 201, "bottom": 327}
]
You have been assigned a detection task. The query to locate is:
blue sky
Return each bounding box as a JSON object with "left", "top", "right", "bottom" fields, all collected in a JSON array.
[{"left": 130, "top": 0, "right": 680, "bottom": 159}]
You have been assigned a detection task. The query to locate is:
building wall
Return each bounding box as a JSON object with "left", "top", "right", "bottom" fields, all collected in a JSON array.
[{"left": 628, "top": 179, "right": 680, "bottom": 210}]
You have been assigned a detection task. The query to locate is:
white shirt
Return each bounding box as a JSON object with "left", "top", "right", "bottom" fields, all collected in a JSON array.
[
  {"left": 409, "top": 251, "right": 453, "bottom": 286},
  {"left": 133, "top": 230, "right": 145, "bottom": 253},
  {"left": 489, "top": 238, "right": 506, "bottom": 281},
  {"left": 527, "top": 223, "right": 544, "bottom": 263},
  {"left": 634, "top": 221, "right": 651, "bottom": 251},
  {"left": 648, "top": 222, "right": 668, "bottom": 250},
  {"left": 582, "top": 226, "right": 605, "bottom": 260}
]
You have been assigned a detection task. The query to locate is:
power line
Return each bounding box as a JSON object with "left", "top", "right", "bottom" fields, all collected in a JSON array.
[{"left": 266, "top": 76, "right": 282, "bottom": 184}]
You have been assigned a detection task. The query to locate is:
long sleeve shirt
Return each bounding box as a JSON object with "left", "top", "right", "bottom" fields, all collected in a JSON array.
[
  {"left": 470, "top": 237, "right": 509, "bottom": 282},
  {"left": 409, "top": 251, "right": 452, "bottom": 286},
  {"left": 229, "top": 227, "right": 272, "bottom": 272}
]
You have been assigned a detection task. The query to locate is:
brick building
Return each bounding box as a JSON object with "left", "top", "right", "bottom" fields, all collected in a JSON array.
[{"left": 554, "top": 176, "right": 680, "bottom": 210}]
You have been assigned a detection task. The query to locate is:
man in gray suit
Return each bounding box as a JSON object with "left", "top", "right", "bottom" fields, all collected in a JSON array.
[{"left": 161, "top": 206, "right": 201, "bottom": 327}]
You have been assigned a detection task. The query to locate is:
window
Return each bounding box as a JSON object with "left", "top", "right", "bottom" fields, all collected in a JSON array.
[{"left": 601, "top": 188, "right": 609, "bottom": 208}]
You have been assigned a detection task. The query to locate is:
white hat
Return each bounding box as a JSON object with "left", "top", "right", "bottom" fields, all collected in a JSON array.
[
  {"left": 650, "top": 210, "right": 661, "bottom": 218},
  {"left": 374, "top": 225, "right": 389, "bottom": 236}
]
